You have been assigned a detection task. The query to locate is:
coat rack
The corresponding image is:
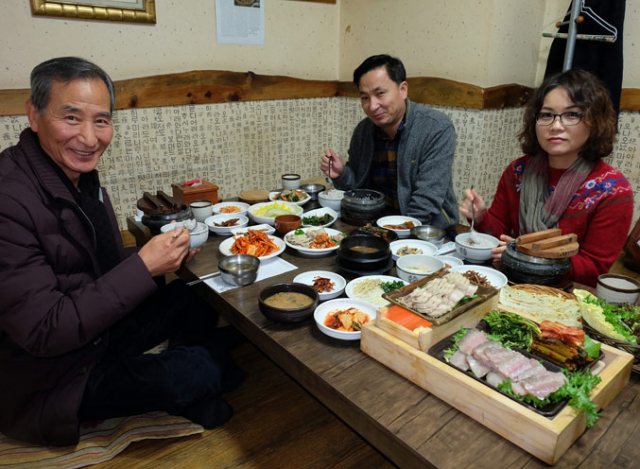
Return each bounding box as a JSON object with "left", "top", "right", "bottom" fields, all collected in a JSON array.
[{"left": 542, "top": 0, "right": 618, "bottom": 71}]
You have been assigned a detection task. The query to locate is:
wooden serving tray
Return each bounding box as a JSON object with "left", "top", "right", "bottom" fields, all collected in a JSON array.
[
  {"left": 376, "top": 293, "right": 499, "bottom": 351},
  {"left": 382, "top": 268, "right": 498, "bottom": 325},
  {"left": 361, "top": 320, "right": 633, "bottom": 464}
]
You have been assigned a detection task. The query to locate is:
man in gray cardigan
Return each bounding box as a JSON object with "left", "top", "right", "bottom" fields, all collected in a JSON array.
[{"left": 322, "top": 54, "right": 458, "bottom": 238}]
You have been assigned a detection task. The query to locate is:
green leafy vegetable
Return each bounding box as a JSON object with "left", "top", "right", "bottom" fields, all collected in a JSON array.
[
  {"left": 498, "top": 369, "right": 602, "bottom": 428},
  {"left": 583, "top": 296, "right": 637, "bottom": 344},
  {"left": 381, "top": 280, "right": 405, "bottom": 293},
  {"left": 443, "top": 328, "right": 469, "bottom": 362},
  {"left": 482, "top": 310, "right": 541, "bottom": 349},
  {"left": 302, "top": 213, "right": 334, "bottom": 226},
  {"left": 583, "top": 335, "right": 601, "bottom": 360},
  {"left": 294, "top": 229, "right": 305, "bottom": 235}
]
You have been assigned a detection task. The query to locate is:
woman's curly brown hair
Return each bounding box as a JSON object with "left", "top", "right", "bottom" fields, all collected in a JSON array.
[{"left": 518, "top": 69, "right": 617, "bottom": 162}]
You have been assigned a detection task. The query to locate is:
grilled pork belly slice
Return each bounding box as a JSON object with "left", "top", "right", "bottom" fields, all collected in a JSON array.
[
  {"left": 450, "top": 350, "right": 470, "bottom": 371},
  {"left": 451, "top": 329, "right": 568, "bottom": 401},
  {"left": 457, "top": 329, "right": 489, "bottom": 354},
  {"left": 486, "top": 371, "right": 507, "bottom": 387}
]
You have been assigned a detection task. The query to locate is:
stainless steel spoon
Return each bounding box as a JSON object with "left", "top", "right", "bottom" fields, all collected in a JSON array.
[{"left": 469, "top": 185, "right": 481, "bottom": 244}]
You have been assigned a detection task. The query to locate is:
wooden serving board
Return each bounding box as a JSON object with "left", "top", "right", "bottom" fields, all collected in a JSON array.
[
  {"left": 361, "top": 321, "right": 633, "bottom": 464},
  {"left": 376, "top": 293, "right": 499, "bottom": 351},
  {"left": 516, "top": 230, "right": 579, "bottom": 258}
]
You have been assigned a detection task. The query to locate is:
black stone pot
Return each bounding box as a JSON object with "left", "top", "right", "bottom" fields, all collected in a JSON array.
[{"left": 501, "top": 241, "right": 571, "bottom": 285}]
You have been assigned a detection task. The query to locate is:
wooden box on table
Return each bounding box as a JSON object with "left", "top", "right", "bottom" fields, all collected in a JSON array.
[
  {"left": 362, "top": 306, "right": 634, "bottom": 464},
  {"left": 171, "top": 180, "right": 219, "bottom": 205}
]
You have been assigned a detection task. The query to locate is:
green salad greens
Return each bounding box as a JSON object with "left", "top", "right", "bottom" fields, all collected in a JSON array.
[
  {"left": 583, "top": 295, "right": 639, "bottom": 344},
  {"left": 498, "top": 369, "right": 602, "bottom": 428}
]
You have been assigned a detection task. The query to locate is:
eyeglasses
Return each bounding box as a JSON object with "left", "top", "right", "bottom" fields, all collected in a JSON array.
[{"left": 535, "top": 111, "right": 583, "bottom": 126}]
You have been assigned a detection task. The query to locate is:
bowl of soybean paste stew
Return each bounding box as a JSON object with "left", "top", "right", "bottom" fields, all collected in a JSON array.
[
  {"left": 259, "top": 283, "right": 319, "bottom": 323},
  {"left": 336, "top": 233, "right": 392, "bottom": 274}
]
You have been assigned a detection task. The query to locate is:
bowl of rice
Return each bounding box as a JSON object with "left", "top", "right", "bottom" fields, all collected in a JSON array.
[
  {"left": 455, "top": 232, "right": 500, "bottom": 263},
  {"left": 318, "top": 189, "right": 345, "bottom": 212}
]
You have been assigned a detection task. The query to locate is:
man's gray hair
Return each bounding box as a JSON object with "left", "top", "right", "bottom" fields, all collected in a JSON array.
[{"left": 30, "top": 57, "right": 116, "bottom": 115}]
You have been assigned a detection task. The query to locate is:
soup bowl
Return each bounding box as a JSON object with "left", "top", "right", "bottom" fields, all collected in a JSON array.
[
  {"left": 396, "top": 255, "right": 445, "bottom": 283},
  {"left": 259, "top": 282, "right": 319, "bottom": 323},
  {"left": 218, "top": 254, "right": 260, "bottom": 286},
  {"left": 596, "top": 274, "right": 640, "bottom": 305},
  {"left": 411, "top": 225, "right": 446, "bottom": 248}
]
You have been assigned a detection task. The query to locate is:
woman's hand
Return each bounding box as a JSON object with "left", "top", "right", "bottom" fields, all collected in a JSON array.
[
  {"left": 492, "top": 234, "right": 514, "bottom": 261},
  {"left": 459, "top": 188, "right": 487, "bottom": 221},
  {"left": 321, "top": 149, "right": 344, "bottom": 179}
]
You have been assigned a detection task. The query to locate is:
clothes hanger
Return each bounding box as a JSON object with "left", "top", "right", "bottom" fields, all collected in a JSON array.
[
  {"left": 541, "top": 0, "right": 618, "bottom": 70},
  {"left": 541, "top": 0, "right": 617, "bottom": 44}
]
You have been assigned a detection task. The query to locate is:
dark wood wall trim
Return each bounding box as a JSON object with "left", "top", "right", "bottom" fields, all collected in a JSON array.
[{"left": 1, "top": 69, "right": 639, "bottom": 116}]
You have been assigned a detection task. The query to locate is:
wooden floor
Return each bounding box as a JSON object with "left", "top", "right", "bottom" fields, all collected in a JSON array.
[{"left": 95, "top": 340, "right": 396, "bottom": 469}]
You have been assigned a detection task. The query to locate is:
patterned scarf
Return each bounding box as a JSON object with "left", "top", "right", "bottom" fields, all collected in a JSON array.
[{"left": 519, "top": 155, "right": 595, "bottom": 234}]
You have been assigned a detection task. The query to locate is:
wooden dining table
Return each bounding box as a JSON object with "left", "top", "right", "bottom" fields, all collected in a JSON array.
[{"left": 173, "top": 207, "right": 640, "bottom": 469}]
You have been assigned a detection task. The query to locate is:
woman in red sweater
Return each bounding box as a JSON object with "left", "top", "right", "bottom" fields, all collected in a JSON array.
[{"left": 459, "top": 69, "right": 633, "bottom": 287}]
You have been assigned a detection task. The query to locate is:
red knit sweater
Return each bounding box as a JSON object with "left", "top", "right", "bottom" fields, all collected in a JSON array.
[{"left": 476, "top": 155, "right": 634, "bottom": 287}]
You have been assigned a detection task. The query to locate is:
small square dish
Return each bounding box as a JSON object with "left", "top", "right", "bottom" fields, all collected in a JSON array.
[{"left": 382, "top": 268, "right": 498, "bottom": 325}]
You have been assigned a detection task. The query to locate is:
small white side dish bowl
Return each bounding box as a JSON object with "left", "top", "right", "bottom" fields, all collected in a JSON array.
[
  {"left": 376, "top": 215, "right": 422, "bottom": 239},
  {"left": 204, "top": 214, "right": 249, "bottom": 236},
  {"left": 390, "top": 239, "right": 438, "bottom": 261},
  {"left": 317, "top": 190, "right": 345, "bottom": 212},
  {"left": 161, "top": 221, "right": 209, "bottom": 250},
  {"left": 313, "top": 298, "right": 376, "bottom": 340},
  {"left": 396, "top": 255, "right": 444, "bottom": 284},
  {"left": 455, "top": 232, "right": 500, "bottom": 263},
  {"left": 293, "top": 270, "right": 346, "bottom": 301},
  {"left": 301, "top": 207, "right": 338, "bottom": 228},
  {"left": 450, "top": 265, "right": 508, "bottom": 290},
  {"left": 229, "top": 223, "right": 275, "bottom": 236},
  {"left": 269, "top": 190, "right": 311, "bottom": 206},
  {"left": 212, "top": 201, "right": 250, "bottom": 216},
  {"left": 248, "top": 201, "right": 304, "bottom": 226},
  {"left": 596, "top": 274, "right": 640, "bottom": 305},
  {"left": 435, "top": 255, "right": 464, "bottom": 268}
]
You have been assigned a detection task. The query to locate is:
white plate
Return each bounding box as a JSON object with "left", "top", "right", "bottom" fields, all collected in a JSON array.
[
  {"left": 269, "top": 190, "right": 311, "bottom": 206},
  {"left": 212, "top": 201, "right": 250, "bottom": 216},
  {"left": 229, "top": 223, "right": 275, "bottom": 236},
  {"left": 376, "top": 216, "right": 422, "bottom": 238},
  {"left": 284, "top": 227, "right": 345, "bottom": 257},
  {"left": 248, "top": 201, "right": 304, "bottom": 226},
  {"left": 450, "top": 265, "right": 508, "bottom": 290},
  {"left": 435, "top": 255, "right": 464, "bottom": 267},
  {"left": 293, "top": 270, "right": 346, "bottom": 301},
  {"left": 314, "top": 298, "right": 377, "bottom": 341},
  {"left": 301, "top": 207, "right": 338, "bottom": 229},
  {"left": 219, "top": 234, "right": 285, "bottom": 260},
  {"left": 389, "top": 239, "right": 438, "bottom": 261},
  {"left": 345, "top": 275, "right": 405, "bottom": 308},
  {"left": 204, "top": 214, "right": 249, "bottom": 236}
]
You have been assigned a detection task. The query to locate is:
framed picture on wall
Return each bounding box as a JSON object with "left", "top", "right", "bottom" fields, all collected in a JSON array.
[{"left": 30, "top": 0, "right": 156, "bottom": 24}]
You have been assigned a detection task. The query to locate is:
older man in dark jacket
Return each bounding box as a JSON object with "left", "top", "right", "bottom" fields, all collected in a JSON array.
[{"left": 0, "top": 57, "right": 240, "bottom": 446}]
